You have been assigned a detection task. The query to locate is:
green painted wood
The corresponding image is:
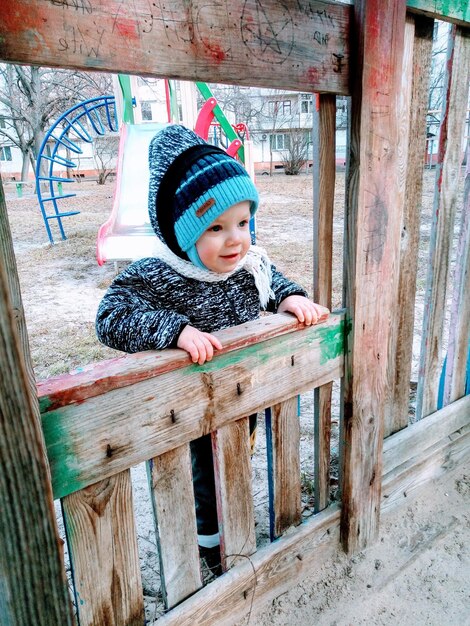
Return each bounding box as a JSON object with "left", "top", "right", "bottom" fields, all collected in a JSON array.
[
  {"left": 40, "top": 313, "right": 346, "bottom": 499},
  {"left": 407, "top": 0, "right": 470, "bottom": 26}
]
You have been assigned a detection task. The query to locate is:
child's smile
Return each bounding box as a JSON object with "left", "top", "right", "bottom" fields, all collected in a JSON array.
[{"left": 196, "top": 201, "right": 252, "bottom": 273}]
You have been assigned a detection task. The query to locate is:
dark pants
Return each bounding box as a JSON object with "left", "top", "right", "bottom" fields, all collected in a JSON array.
[{"left": 190, "top": 413, "right": 257, "bottom": 536}]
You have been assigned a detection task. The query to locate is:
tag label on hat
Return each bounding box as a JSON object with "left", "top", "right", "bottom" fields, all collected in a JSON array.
[{"left": 196, "top": 198, "right": 216, "bottom": 218}]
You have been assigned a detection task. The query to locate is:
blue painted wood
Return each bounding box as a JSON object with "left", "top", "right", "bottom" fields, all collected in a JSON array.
[{"left": 264, "top": 407, "right": 276, "bottom": 542}]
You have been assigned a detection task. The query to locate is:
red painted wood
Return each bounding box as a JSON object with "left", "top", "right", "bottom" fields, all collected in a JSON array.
[{"left": 37, "top": 314, "right": 307, "bottom": 412}]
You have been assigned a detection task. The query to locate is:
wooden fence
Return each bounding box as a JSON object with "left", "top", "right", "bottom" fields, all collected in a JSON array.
[{"left": 0, "top": 1, "right": 469, "bottom": 624}]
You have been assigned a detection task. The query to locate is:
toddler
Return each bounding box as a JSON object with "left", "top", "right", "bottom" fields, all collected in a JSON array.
[{"left": 96, "top": 125, "right": 329, "bottom": 571}]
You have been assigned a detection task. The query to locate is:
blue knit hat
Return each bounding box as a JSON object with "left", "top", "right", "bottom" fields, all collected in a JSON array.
[{"left": 148, "top": 125, "right": 258, "bottom": 268}]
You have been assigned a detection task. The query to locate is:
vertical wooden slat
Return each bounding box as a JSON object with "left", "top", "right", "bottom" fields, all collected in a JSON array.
[
  {"left": 313, "top": 384, "right": 333, "bottom": 511},
  {"left": 62, "top": 471, "right": 144, "bottom": 626},
  {"left": 389, "top": 14, "right": 434, "bottom": 434},
  {"left": 266, "top": 397, "right": 301, "bottom": 539},
  {"left": 444, "top": 142, "right": 470, "bottom": 403},
  {"left": 383, "top": 16, "right": 414, "bottom": 436},
  {"left": 341, "top": 0, "right": 407, "bottom": 554},
  {"left": 148, "top": 445, "right": 202, "bottom": 609},
  {"left": 0, "top": 179, "right": 75, "bottom": 625},
  {"left": 416, "top": 25, "right": 470, "bottom": 419},
  {"left": 212, "top": 418, "right": 256, "bottom": 570},
  {"left": 312, "top": 93, "right": 336, "bottom": 510}
]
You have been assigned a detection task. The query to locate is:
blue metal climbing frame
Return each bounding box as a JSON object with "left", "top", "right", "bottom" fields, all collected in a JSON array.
[{"left": 35, "top": 95, "right": 117, "bottom": 244}]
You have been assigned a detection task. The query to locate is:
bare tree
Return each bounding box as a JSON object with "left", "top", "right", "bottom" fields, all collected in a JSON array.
[
  {"left": 0, "top": 65, "right": 112, "bottom": 180},
  {"left": 92, "top": 135, "right": 119, "bottom": 185},
  {"left": 205, "top": 84, "right": 266, "bottom": 129},
  {"left": 281, "top": 129, "right": 310, "bottom": 175}
]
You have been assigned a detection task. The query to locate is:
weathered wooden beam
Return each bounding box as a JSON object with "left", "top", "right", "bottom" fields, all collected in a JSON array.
[
  {"left": 62, "top": 470, "right": 144, "bottom": 626},
  {"left": 313, "top": 94, "right": 336, "bottom": 309},
  {"left": 0, "top": 179, "right": 75, "bottom": 625},
  {"left": 313, "top": 93, "right": 336, "bottom": 511},
  {"left": 157, "top": 504, "right": 343, "bottom": 626},
  {"left": 341, "top": 0, "right": 407, "bottom": 553},
  {"left": 156, "top": 400, "right": 470, "bottom": 626},
  {"left": 381, "top": 424, "right": 470, "bottom": 512},
  {"left": 407, "top": 0, "right": 470, "bottom": 26},
  {"left": 389, "top": 14, "right": 434, "bottom": 434},
  {"left": 147, "top": 445, "right": 202, "bottom": 609},
  {"left": 213, "top": 418, "right": 256, "bottom": 570},
  {"left": 0, "top": 0, "right": 351, "bottom": 95},
  {"left": 416, "top": 26, "right": 470, "bottom": 419},
  {"left": 382, "top": 394, "right": 470, "bottom": 474},
  {"left": 40, "top": 313, "right": 345, "bottom": 499}
]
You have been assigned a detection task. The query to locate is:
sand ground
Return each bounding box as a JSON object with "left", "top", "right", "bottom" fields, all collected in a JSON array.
[{"left": 249, "top": 461, "right": 470, "bottom": 626}]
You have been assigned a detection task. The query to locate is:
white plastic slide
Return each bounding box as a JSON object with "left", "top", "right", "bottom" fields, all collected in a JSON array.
[{"left": 97, "top": 122, "right": 166, "bottom": 265}]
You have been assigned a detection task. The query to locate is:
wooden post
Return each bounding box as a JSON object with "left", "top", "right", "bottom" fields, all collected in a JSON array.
[
  {"left": 388, "top": 14, "right": 434, "bottom": 434},
  {"left": 341, "top": 0, "right": 407, "bottom": 553},
  {"left": 312, "top": 93, "right": 336, "bottom": 511},
  {"left": 416, "top": 25, "right": 470, "bottom": 419},
  {"left": 0, "top": 130, "right": 40, "bottom": 420},
  {"left": 0, "top": 179, "right": 75, "bottom": 625}
]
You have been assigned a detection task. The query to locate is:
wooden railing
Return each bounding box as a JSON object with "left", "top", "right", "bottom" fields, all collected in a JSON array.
[{"left": 37, "top": 312, "right": 345, "bottom": 624}]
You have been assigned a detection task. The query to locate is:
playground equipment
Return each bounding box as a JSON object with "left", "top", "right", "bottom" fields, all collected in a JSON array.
[
  {"left": 35, "top": 96, "right": 118, "bottom": 244},
  {"left": 1, "top": 2, "right": 469, "bottom": 625},
  {"left": 96, "top": 122, "right": 165, "bottom": 265}
]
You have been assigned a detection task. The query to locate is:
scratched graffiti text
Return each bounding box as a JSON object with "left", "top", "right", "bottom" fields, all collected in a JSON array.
[
  {"left": 47, "top": 0, "right": 92, "bottom": 14},
  {"left": 58, "top": 24, "right": 104, "bottom": 57}
]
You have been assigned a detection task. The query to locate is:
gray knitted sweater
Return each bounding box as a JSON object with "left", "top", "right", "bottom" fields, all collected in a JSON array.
[{"left": 95, "top": 258, "right": 307, "bottom": 354}]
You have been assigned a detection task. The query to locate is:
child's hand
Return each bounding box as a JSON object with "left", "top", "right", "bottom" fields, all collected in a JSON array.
[
  {"left": 177, "top": 325, "right": 223, "bottom": 365},
  {"left": 278, "top": 296, "right": 329, "bottom": 326}
]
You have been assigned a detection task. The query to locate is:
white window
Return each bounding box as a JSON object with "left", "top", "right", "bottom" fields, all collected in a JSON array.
[
  {"left": 268, "top": 100, "right": 291, "bottom": 116},
  {"left": 141, "top": 101, "right": 153, "bottom": 121},
  {"left": 0, "top": 146, "right": 12, "bottom": 161},
  {"left": 268, "top": 100, "right": 279, "bottom": 115},
  {"left": 300, "top": 94, "right": 313, "bottom": 114},
  {"left": 269, "top": 134, "right": 291, "bottom": 151}
]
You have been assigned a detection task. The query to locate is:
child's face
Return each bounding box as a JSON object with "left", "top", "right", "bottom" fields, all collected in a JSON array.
[{"left": 196, "top": 200, "right": 252, "bottom": 273}]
